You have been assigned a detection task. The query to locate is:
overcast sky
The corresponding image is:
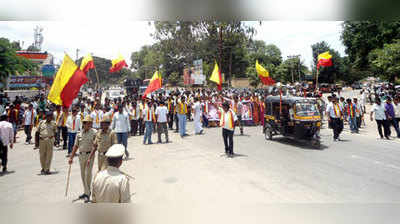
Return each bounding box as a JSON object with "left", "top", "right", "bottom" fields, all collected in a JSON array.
[{"left": 0, "top": 21, "right": 345, "bottom": 70}]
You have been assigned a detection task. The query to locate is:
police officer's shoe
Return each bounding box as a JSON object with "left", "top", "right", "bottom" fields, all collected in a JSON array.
[
  {"left": 78, "top": 194, "right": 87, "bottom": 199},
  {"left": 84, "top": 195, "right": 90, "bottom": 203}
]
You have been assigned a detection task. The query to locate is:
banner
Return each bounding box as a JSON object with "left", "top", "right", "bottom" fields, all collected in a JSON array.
[
  {"left": 8, "top": 76, "right": 51, "bottom": 89},
  {"left": 241, "top": 101, "right": 253, "bottom": 121}
]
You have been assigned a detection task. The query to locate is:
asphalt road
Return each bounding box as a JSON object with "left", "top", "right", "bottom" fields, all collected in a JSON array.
[{"left": 1, "top": 89, "right": 400, "bottom": 205}]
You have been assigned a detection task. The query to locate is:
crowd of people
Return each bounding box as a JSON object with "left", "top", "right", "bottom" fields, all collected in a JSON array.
[{"left": 0, "top": 84, "right": 399, "bottom": 202}]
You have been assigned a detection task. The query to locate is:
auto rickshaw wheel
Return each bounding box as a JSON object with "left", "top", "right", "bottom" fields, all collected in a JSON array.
[{"left": 264, "top": 126, "right": 273, "bottom": 140}]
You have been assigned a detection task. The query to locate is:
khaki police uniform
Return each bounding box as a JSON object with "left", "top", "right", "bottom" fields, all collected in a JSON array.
[
  {"left": 94, "top": 128, "right": 117, "bottom": 171},
  {"left": 92, "top": 144, "right": 131, "bottom": 203},
  {"left": 74, "top": 125, "right": 96, "bottom": 196},
  {"left": 38, "top": 120, "right": 57, "bottom": 172}
]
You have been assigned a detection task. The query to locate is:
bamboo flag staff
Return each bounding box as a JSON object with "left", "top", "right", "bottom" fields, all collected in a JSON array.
[{"left": 65, "top": 164, "right": 72, "bottom": 197}]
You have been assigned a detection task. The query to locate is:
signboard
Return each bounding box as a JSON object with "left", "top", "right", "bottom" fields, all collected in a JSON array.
[
  {"left": 41, "top": 64, "right": 56, "bottom": 77},
  {"left": 8, "top": 76, "right": 51, "bottom": 89},
  {"left": 192, "top": 59, "right": 205, "bottom": 85}
]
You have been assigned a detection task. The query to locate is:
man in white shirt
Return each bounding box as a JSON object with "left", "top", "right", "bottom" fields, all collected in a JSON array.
[
  {"left": 142, "top": 101, "right": 154, "bottom": 145},
  {"left": 220, "top": 102, "right": 237, "bottom": 157},
  {"left": 111, "top": 105, "right": 131, "bottom": 159},
  {"left": 370, "top": 98, "right": 389, "bottom": 139},
  {"left": 155, "top": 101, "right": 169, "bottom": 143},
  {"left": 66, "top": 108, "right": 81, "bottom": 157},
  {"left": 192, "top": 97, "right": 203, "bottom": 135},
  {"left": 0, "top": 114, "right": 14, "bottom": 172},
  {"left": 90, "top": 104, "right": 103, "bottom": 130},
  {"left": 326, "top": 96, "right": 344, "bottom": 141},
  {"left": 129, "top": 101, "right": 140, "bottom": 136},
  {"left": 23, "top": 104, "right": 36, "bottom": 145}
]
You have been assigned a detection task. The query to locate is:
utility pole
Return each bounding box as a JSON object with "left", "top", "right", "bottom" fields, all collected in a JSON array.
[
  {"left": 219, "top": 23, "right": 223, "bottom": 84},
  {"left": 76, "top": 49, "right": 80, "bottom": 61}
]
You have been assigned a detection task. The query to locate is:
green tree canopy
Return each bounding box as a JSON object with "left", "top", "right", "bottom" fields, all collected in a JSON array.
[
  {"left": 0, "top": 37, "right": 37, "bottom": 79},
  {"left": 368, "top": 39, "right": 400, "bottom": 82}
]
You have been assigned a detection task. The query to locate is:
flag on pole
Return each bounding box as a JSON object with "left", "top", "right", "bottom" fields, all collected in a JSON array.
[
  {"left": 143, "top": 71, "right": 162, "bottom": 98},
  {"left": 48, "top": 54, "right": 88, "bottom": 107},
  {"left": 256, "top": 60, "right": 275, "bottom": 85},
  {"left": 109, "top": 54, "right": 128, "bottom": 73},
  {"left": 317, "top": 51, "right": 333, "bottom": 70},
  {"left": 80, "top": 53, "right": 95, "bottom": 74},
  {"left": 209, "top": 61, "right": 222, "bottom": 91}
]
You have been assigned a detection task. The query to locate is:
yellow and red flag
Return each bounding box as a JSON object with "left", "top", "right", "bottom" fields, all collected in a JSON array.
[
  {"left": 256, "top": 60, "right": 275, "bottom": 85},
  {"left": 80, "top": 53, "right": 95, "bottom": 74},
  {"left": 317, "top": 51, "right": 333, "bottom": 70},
  {"left": 48, "top": 54, "right": 88, "bottom": 107},
  {"left": 209, "top": 61, "right": 222, "bottom": 91},
  {"left": 143, "top": 71, "right": 162, "bottom": 98},
  {"left": 109, "top": 54, "right": 128, "bottom": 73}
]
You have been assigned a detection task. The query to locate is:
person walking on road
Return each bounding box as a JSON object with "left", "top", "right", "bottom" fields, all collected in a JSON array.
[
  {"left": 142, "top": 101, "right": 155, "bottom": 145},
  {"left": 326, "top": 96, "right": 344, "bottom": 141},
  {"left": 38, "top": 111, "right": 57, "bottom": 175},
  {"left": 111, "top": 105, "right": 131, "bottom": 159},
  {"left": 0, "top": 114, "right": 13, "bottom": 173},
  {"left": 66, "top": 108, "right": 81, "bottom": 157},
  {"left": 88, "top": 116, "right": 117, "bottom": 171},
  {"left": 384, "top": 97, "right": 400, "bottom": 138},
  {"left": 193, "top": 97, "right": 204, "bottom": 135},
  {"left": 346, "top": 98, "right": 358, "bottom": 134},
  {"left": 370, "top": 98, "right": 390, "bottom": 139},
  {"left": 91, "top": 144, "right": 131, "bottom": 203},
  {"left": 177, "top": 96, "right": 188, "bottom": 138},
  {"left": 220, "top": 102, "right": 237, "bottom": 157},
  {"left": 155, "top": 101, "right": 169, "bottom": 143},
  {"left": 23, "top": 104, "right": 35, "bottom": 145},
  {"left": 68, "top": 115, "right": 96, "bottom": 203}
]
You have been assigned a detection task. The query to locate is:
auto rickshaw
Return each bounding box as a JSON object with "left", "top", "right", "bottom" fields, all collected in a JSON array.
[{"left": 263, "top": 96, "right": 321, "bottom": 147}]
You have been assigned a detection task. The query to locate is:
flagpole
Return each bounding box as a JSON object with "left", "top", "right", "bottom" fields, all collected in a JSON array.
[
  {"left": 93, "top": 63, "right": 100, "bottom": 90},
  {"left": 315, "top": 68, "right": 319, "bottom": 92}
]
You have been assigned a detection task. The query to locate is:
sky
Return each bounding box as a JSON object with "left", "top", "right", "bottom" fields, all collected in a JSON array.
[{"left": 0, "top": 21, "right": 346, "bottom": 70}]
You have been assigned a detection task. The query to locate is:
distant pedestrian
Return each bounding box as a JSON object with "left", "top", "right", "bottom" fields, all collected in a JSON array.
[
  {"left": 155, "top": 101, "right": 169, "bottom": 143},
  {"left": 142, "top": 101, "right": 154, "bottom": 145},
  {"left": 384, "top": 97, "right": 400, "bottom": 138},
  {"left": 370, "top": 98, "right": 390, "bottom": 139},
  {"left": 38, "top": 111, "right": 57, "bottom": 175},
  {"left": 111, "top": 105, "right": 131, "bottom": 159},
  {"left": 220, "top": 101, "right": 237, "bottom": 157},
  {"left": 193, "top": 97, "right": 203, "bottom": 135},
  {"left": 0, "top": 114, "right": 14, "bottom": 173},
  {"left": 66, "top": 108, "right": 81, "bottom": 157},
  {"left": 23, "top": 104, "right": 35, "bottom": 145},
  {"left": 326, "top": 96, "right": 344, "bottom": 141}
]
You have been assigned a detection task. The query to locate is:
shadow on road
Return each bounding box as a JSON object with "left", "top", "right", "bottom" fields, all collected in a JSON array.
[
  {"left": 272, "top": 137, "right": 328, "bottom": 150},
  {"left": 0, "top": 170, "right": 15, "bottom": 177}
]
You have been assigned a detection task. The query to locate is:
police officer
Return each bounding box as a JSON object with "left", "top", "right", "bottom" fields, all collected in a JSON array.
[
  {"left": 92, "top": 144, "right": 131, "bottom": 203},
  {"left": 38, "top": 111, "right": 57, "bottom": 175},
  {"left": 87, "top": 116, "right": 117, "bottom": 171},
  {"left": 68, "top": 115, "right": 96, "bottom": 202}
]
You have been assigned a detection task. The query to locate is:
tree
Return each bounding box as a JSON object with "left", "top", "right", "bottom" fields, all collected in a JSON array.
[
  {"left": 369, "top": 39, "right": 400, "bottom": 82},
  {"left": 341, "top": 21, "right": 400, "bottom": 73},
  {"left": 151, "top": 21, "right": 255, "bottom": 84},
  {"left": 76, "top": 56, "right": 135, "bottom": 88},
  {"left": 0, "top": 37, "right": 37, "bottom": 79},
  {"left": 246, "top": 66, "right": 260, "bottom": 88},
  {"left": 311, "top": 41, "right": 345, "bottom": 83}
]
